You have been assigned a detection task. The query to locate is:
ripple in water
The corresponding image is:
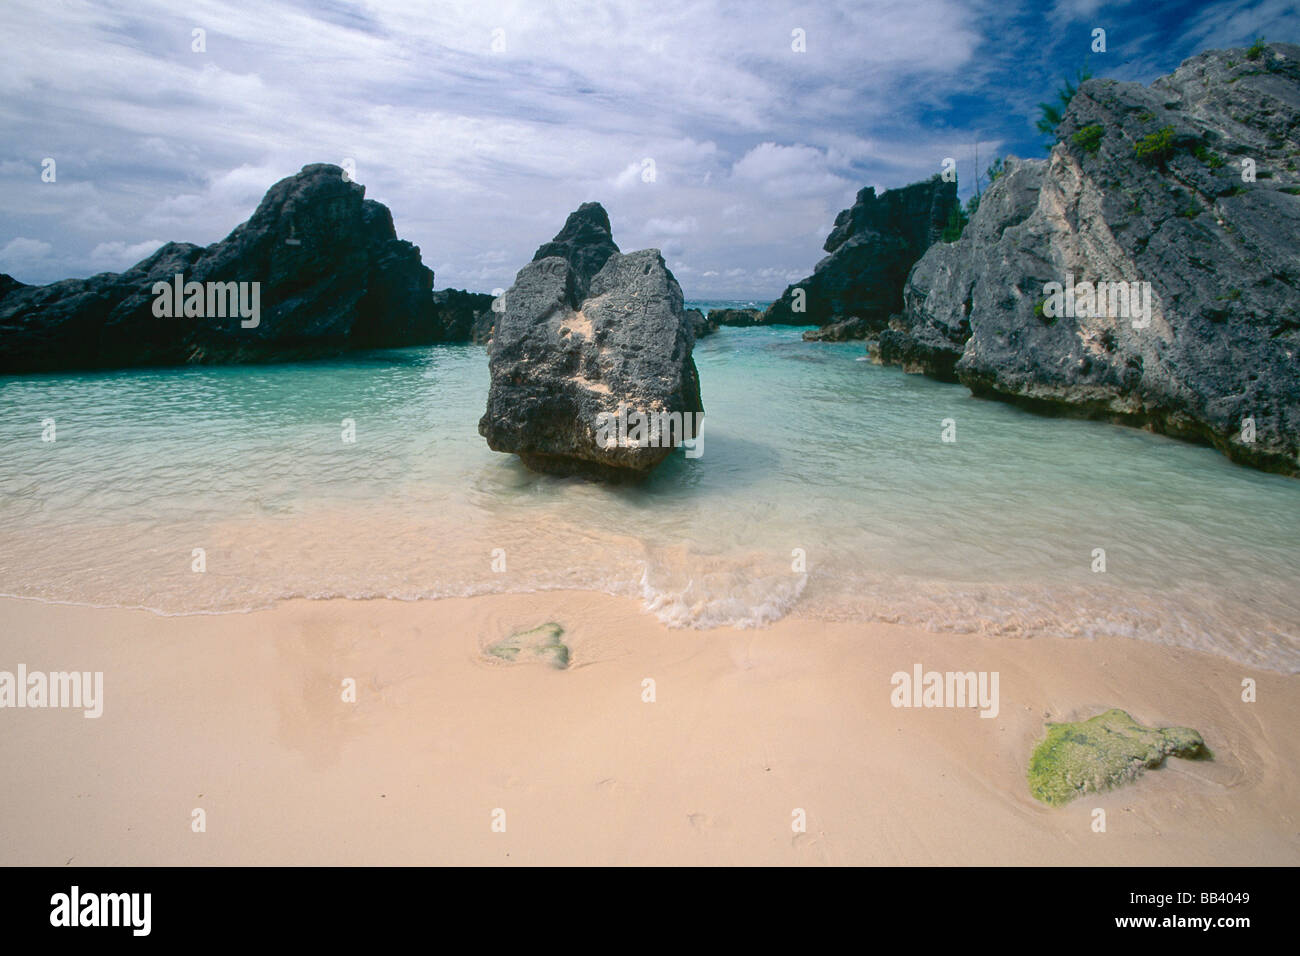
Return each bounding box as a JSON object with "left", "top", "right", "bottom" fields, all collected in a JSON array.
[{"left": 1, "top": 328, "right": 1297, "bottom": 671}]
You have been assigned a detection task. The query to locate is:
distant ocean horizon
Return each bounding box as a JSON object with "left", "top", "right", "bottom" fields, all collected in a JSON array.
[
  {"left": 2, "top": 325, "right": 1297, "bottom": 672},
  {"left": 684, "top": 299, "right": 772, "bottom": 313}
]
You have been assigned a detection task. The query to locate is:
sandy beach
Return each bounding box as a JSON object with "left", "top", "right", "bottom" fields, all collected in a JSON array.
[{"left": 2, "top": 591, "right": 1295, "bottom": 866}]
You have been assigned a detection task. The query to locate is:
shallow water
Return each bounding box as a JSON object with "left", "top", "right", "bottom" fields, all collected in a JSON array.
[{"left": 2, "top": 326, "right": 1298, "bottom": 671}]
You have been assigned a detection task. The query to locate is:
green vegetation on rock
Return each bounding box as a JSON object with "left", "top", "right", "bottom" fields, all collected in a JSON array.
[
  {"left": 1072, "top": 124, "right": 1104, "bottom": 154},
  {"left": 1036, "top": 66, "right": 1094, "bottom": 150},
  {"left": 1134, "top": 126, "right": 1176, "bottom": 165},
  {"left": 1028, "top": 708, "right": 1210, "bottom": 806},
  {"left": 486, "top": 622, "right": 570, "bottom": 669},
  {"left": 1246, "top": 38, "right": 1268, "bottom": 61}
]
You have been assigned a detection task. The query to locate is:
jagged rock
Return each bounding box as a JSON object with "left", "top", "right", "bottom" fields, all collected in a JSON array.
[
  {"left": 883, "top": 43, "right": 1300, "bottom": 475},
  {"left": 708, "top": 307, "right": 765, "bottom": 326},
  {"left": 685, "top": 307, "right": 717, "bottom": 338},
  {"left": 803, "top": 316, "right": 871, "bottom": 341},
  {"left": 1028, "top": 709, "right": 1209, "bottom": 806},
  {"left": 0, "top": 164, "right": 450, "bottom": 372},
  {"left": 530, "top": 201, "right": 620, "bottom": 302},
  {"left": 478, "top": 203, "right": 703, "bottom": 481},
  {"left": 470, "top": 308, "right": 497, "bottom": 344},
  {"left": 763, "top": 175, "right": 958, "bottom": 329},
  {"left": 430, "top": 288, "right": 495, "bottom": 343}
]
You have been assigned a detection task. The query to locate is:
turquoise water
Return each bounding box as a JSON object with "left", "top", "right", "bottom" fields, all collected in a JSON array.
[{"left": 2, "top": 327, "right": 1298, "bottom": 671}]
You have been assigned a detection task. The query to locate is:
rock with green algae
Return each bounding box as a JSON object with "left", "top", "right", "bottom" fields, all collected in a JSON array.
[
  {"left": 485, "top": 623, "right": 570, "bottom": 670},
  {"left": 1028, "top": 708, "right": 1210, "bottom": 806}
]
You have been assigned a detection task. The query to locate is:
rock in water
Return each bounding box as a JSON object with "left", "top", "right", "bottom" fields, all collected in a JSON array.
[
  {"left": 478, "top": 202, "right": 703, "bottom": 481},
  {"left": 763, "top": 175, "right": 957, "bottom": 329},
  {"left": 882, "top": 43, "right": 1300, "bottom": 476},
  {"left": 1028, "top": 709, "right": 1209, "bottom": 806},
  {"left": 685, "top": 307, "right": 717, "bottom": 339},
  {"left": 708, "top": 307, "right": 764, "bottom": 327},
  {"left": 430, "top": 288, "right": 496, "bottom": 343},
  {"left": 803, "top": 316, "right": 871, "bottom": 341},
  {"left": 0, "top": 163, "right": 451, "bottom": 372},
  {"left": 485, "top": 623, "right": 570, "bottom": 669}
]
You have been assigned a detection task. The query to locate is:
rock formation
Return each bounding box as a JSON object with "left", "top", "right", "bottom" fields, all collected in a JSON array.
[
  {"left": 708, "top": 307, "right": 765, "bottom": 327},
  {"left": 803, "top": 316, "right": 871, "bottom": 341},
  {"left": 879, "top": 43, "right": 1300, "bottom": 475},
  {"left": 763, "top": 175, "right": 958, "bottom": 329},
  {"left": 478, "top": 202, "right": 703, "bottom": 481},
  {"left": 1028, "top": 709, "right": 1209, "bottom": 806},
  {"left": 0, "top": 164, "right": 483, "bottom": 372},
  {"left": 430, "top": 288, "right": 496, "bottom": 343},
  {"left": 685, "top": 308, "right": 717, "bottom": 338}
]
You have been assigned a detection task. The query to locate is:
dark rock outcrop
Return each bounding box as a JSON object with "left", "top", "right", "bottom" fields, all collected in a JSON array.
[
  {"left": 685, "top": 308, "right": 717, "bottom": 338},
  {"left": 708, "top": 307, "right": 765, "bottom": 327},
  {"left": 881, "top": 43, "right": 1300, "bottom": 475},
  {"left": 478, "top": 203, "right": 703, "bottom": 481},
  {"left": 803, "top": 315, "right": 871, "bottom": 341},
  {"left": 763, "top": 175, "right": 958, "bottom": 329},
  {"left": 530, "top": 201, "right": 620, "bottom": 302},
  {"left": 430, "top": 288, "right": 495, "bottom": 343},
  {"left": 0, "top": 164, "right": 463, "bottom": 373}
]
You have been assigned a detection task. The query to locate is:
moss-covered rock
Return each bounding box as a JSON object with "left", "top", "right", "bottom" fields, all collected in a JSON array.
[
  {"left": 1028, "top": 708, "right": 1210, "bottom": 806},
  {"left": 485, "top": 623, "right": 570, "bottom": 669}
]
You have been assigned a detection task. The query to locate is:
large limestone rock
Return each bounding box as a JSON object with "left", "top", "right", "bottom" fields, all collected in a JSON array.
[
  {"left": 763, "top": 175, "right": 958, "bottom": 328},
  {"left": 0, "top": 164, "right": 476, "bottom": 372},
  {"left": 478, "top": 203, "right": 703, "bottom": 481},
  {"left": 880, "top": 43, "right": 1300, "bottom": 475}
]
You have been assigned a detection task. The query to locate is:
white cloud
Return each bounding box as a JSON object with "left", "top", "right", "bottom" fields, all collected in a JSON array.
[
  {"left": 0, "top": 237, "right": 52, "bottom": 269},
  {"left": 0, "top": 0, "right": 1013, "bottom": 297},
  {"left": 90, "top": 239, "right": 165, "bottom": 270}
]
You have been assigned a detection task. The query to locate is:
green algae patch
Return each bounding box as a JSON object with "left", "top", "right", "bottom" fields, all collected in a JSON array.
[
  {"left": 486, "top": 623, "right": 570, "bottom": 670},
  {"left": 1028, "top": 708, "right": 1210, "bottom": 806}
]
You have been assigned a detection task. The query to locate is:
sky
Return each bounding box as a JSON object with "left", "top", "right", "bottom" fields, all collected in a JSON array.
[{"left": 1, "top": 0, "right": 1297, "bottom": 299}]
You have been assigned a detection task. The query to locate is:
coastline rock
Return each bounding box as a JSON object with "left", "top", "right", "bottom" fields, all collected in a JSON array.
[
  {"left": 478, "top": 203, "right": 703, "bottom": 481},
  {"left": 803, "top": 315, "right": 871, "bottom": 341},
  {"left": 883, "top": 43, "right": 1300, "bottom": 475},
  {"left": 0, "top": 164, "right": 447, "bottom": 372},
  {"left": 430, "top": 288, "right": 496, "bottom": 343},
  {"left": 685, "top": 307, "right": 718, "bottom": 338},
  {"left": 763, "top": 175, "right": 958, "bottom": 329},
  {"left": 708, "top": 307, "right": 765, "bottom": 327},
  {"left": 1028, "top": 709, "right": 1209, "bottom": 806}
]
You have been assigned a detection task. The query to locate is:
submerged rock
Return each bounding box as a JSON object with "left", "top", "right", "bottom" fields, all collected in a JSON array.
[
  {"left": 0, "top": 164, "right": 456, "bottom": 373},
  {"left": 478, "top": 202, "right": 703, "bottom": 482},
  {"left": 883, "top": 43, "right": 1300, "bottom": 476},
  {"left": 485, "top": 623, "right": 570, "bottom": 669},
  {"left": 1028, "top": 708, "right": 1209, "bottom": 806},
  {"left": 763, "top": 175, "right": 957, "bottom": 329}
]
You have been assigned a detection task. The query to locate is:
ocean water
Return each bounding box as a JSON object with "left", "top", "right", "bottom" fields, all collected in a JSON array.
[{"left": 2, "top": 326, "right": 1298, "bottom": 671}]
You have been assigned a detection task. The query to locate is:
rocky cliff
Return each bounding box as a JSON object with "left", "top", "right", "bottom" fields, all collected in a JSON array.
[
  {"left": 0, "top": 164, "right": 481, "bottom": 372},
  {"left": 479, "top": 203, "right": 703, "bottom": 481},
  {"left": 763, "top": 175, "right": 958, "bottom": 330},
  {"left": 879, "top": 43, "right": 1300, "bottom": 475}
]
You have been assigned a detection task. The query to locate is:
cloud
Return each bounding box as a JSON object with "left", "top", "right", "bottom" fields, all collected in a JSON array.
[
  {"left": 0, "top": 0, "right": 1295, "bottom": 298},
  {"left": 0, "top": 237, "right": 52, "bottom": 270},
  {"left": 89, "top": 239, "right": 165, "bottom": 270}
]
